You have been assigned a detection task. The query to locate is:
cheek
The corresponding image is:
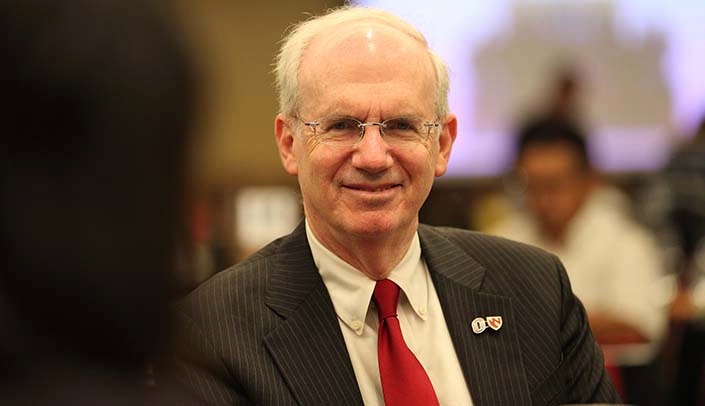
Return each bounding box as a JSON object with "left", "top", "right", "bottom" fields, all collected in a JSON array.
[
  {"left": 564, "top": 190, "right": 586, "bottom": 215},
  {"left": 299, "top": 147, "right": 348, "bottom": 184},
  {"left": 542, "top": 191, "right": 579, "bottom": 223},
  {"left": 398, "top": 150, "right": 437, "bottom": 194},
  {"left": 404, "top": 142, "right": 437, "bottom": 168}
]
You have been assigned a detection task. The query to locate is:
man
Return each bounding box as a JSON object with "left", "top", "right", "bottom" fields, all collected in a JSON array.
[
  {"left": 169, "top": 6, "right": 619, "bottom": 405},
  {"left": 491, "top": 119, "right": 666, "bottom": 347}
]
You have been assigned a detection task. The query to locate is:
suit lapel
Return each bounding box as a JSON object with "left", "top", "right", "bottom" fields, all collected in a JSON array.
[
  {"left": 263, "top": 223, "right": 363, "bottom": 405},
  {"left": 419, "top": 225, "right": 530, "bottom": 405}
]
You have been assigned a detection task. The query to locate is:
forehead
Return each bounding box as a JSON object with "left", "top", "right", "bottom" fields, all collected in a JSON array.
[
  {"left": 297, "top": 21, "right": 436, "bottom": 116},
  {"left": 519, "top": 143, "right": 584, "bottom": 174}
]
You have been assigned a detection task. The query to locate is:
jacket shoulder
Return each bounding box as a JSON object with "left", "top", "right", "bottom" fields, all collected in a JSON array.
[
  {"left": 176, "top": 234, "right": 289, "bottom": 314},
  {"left": 421, "top": 224, "right": 559, "bottom": 268}
]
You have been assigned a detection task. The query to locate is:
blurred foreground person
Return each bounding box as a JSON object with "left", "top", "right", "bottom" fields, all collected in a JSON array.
[
  {"left": 166, "top": 6, "right": 619, "bottom": 405},
  {"left": 1, "top": 0, "right": 199, "bottom": 404},
  {"left": 492, "top": 120, "right": 666, "bottom": 346}
]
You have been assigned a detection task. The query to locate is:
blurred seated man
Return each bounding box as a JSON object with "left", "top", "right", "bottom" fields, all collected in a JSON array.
[{"left": 490, "top": 119, "right": 667, "bottom": 347}]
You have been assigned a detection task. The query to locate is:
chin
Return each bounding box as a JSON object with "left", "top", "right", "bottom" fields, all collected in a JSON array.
[{"left": 342, "top": 213, "right": 410, "bottom": 238}]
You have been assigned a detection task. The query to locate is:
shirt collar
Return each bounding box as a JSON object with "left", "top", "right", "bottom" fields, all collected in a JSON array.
[{"left": 306, "top": 220, "right": 429, "bottom": 336}]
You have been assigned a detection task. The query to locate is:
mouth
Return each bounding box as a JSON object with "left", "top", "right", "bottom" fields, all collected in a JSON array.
[{"left": 342, "top": 183, "right": 401, "bottom": 192}]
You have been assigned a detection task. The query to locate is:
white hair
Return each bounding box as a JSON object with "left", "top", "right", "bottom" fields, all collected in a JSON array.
[{"left": 273, "top": 6, "right": 450, "bottom": 119}]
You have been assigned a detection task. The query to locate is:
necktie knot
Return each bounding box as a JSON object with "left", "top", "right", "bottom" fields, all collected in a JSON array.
[{"left": 373, "top": 279, "right": 400, "bottom": 320}]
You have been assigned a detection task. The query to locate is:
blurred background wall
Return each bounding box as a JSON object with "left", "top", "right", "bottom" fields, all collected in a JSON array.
[{"left": 175, "top": 0, "right": 344, "bottom": 192}]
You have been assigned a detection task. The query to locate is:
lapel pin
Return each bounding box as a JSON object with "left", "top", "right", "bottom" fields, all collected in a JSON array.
[
  {"left": 471, "top": 317, "right": 487, "bottom": 334},
  {"left": 485, "top": 316, "right": 503, "bottom": 331},
  {"left": 472, "top": 316, "right": 503, "bottom": 334}
]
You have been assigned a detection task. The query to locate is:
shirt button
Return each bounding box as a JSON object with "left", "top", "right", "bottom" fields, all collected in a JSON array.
[
  {"left": 418, "top": 307, "right": 426, "bottom": 316},
  {"left": 351, "top": 320, "right": 362, "bottom": 331}
]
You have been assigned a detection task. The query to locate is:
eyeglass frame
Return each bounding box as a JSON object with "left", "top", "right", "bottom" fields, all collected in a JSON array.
[{"left": 294, "top": 114, "right": 442, "bottom": 147}]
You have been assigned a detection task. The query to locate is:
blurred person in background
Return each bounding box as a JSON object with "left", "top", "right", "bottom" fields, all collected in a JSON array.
[
  {"left": 165, "top": 5, "right": 619, "bottom": 405},
  {"left": 489, "top": 118, "right": 668, "bottom": 403},
  {"left": 492, "top": 120, "right": 667, "bottom": 345},
  {"left": 640, "top": 115, "right": 705, "bottom": 405},
  {"left": 655, "top": 117, "right": 705, "bottom": 321},
  {"left": 531, "top": 64, "right": 585, "bottom": 128},
  {"left": 490, "top": 64, "right": 667, "bottom": 348},
  {"left": 1, "top": 0, "right": 200, "bottom": 404}
]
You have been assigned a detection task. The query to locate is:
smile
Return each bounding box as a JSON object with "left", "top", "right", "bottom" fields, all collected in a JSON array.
[{"left": 343, "top": 184, "right": 400, "bottom": 192}]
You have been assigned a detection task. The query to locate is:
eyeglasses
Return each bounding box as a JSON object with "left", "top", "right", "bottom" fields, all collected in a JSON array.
[{"left": 298, "top": 115, "right": 440, "bottom": 148}]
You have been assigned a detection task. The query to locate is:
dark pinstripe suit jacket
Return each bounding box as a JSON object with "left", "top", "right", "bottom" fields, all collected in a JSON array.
[{"left": 169, "top": 222, "right": 620, "bottom": 405}]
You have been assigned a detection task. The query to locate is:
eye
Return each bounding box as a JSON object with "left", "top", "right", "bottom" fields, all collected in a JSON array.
[
  {"left": 325, "top": 118, "right": 360, "bottom": 132},
  {"left": 384, "top": 118, "right": 418, "bottom": 132}
]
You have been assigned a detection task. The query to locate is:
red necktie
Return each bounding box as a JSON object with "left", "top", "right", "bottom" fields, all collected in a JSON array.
[{"left": 373, "top": 279, "right": 439, "bottom": 406}]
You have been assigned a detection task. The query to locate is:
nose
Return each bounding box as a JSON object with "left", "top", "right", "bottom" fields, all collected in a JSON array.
[{"left": 350, "top": 125, "right": 393, "bottom": 173}]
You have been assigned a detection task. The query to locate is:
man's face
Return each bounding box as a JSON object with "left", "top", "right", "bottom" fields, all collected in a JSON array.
[
  {"left": 517, "top": 143, "right": 595, "bottom": 240},
  {"left": 275, "top": 23, "right": 456, "bottom": 247}
]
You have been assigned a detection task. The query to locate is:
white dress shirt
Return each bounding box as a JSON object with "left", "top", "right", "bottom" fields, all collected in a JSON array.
[{"left": 306, "top": 221, "right": 474, "bottom": 406}]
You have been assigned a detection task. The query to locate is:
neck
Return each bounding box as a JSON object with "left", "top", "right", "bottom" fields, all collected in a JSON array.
[{"left": 307, "top": 220, "right": 417, "bottom": 280}]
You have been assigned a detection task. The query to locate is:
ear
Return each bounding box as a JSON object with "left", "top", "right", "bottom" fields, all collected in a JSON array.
[
  {"left": 435, "top": 113, "right": 457, "bottom": 177},
  {"left": 275, "top": 113, "right": 299, "bottom": 176}
]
